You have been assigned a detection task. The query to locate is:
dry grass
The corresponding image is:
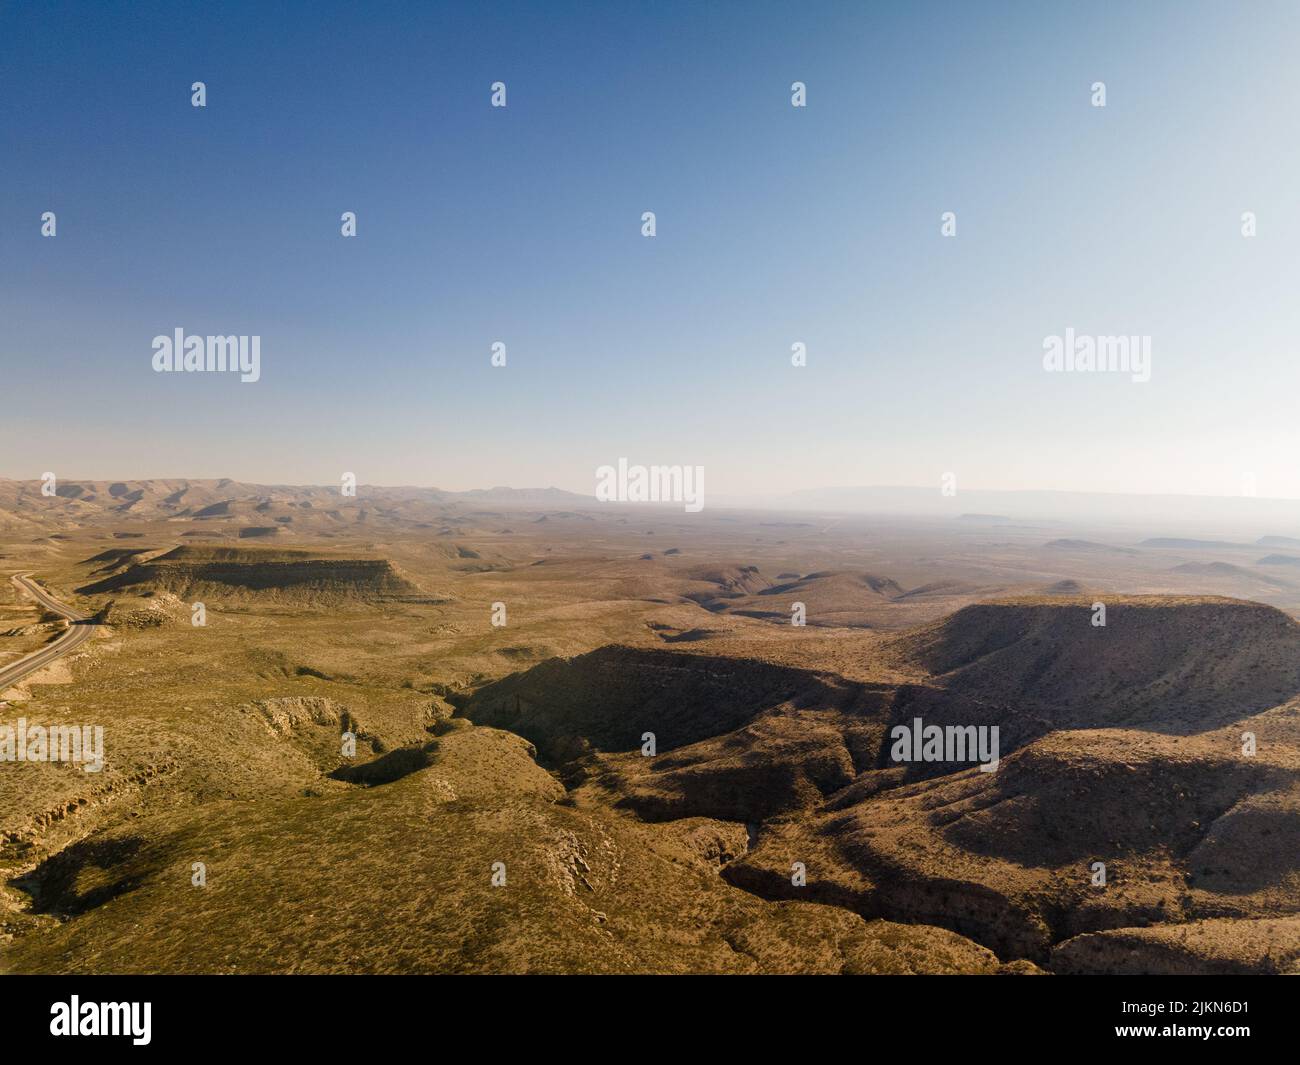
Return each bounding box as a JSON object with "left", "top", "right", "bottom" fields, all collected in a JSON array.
[{"left": 5, "top": 484, "right": 1300, "bottom": 973}]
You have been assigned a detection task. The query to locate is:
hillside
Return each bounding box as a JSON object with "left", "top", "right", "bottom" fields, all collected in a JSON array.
[
  {"left": 75, "top": 545, "right": 422, "bottom": 601},
  {"left": 889, "top": 596, "right": 1300, "bottom": 726}
]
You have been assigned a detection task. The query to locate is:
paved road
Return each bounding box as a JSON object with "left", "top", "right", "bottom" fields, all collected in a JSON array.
[{"left": 0, "top": 574, "right": 95, "bottom": 690}]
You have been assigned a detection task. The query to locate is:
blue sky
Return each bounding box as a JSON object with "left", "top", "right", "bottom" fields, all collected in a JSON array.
[{"left": 2, "top": 0, "right": 1298, "bottom": 498}]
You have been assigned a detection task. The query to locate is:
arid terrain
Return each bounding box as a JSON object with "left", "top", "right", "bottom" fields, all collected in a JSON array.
[{"left": 4, "top": 478, "right": 1300, "bottom": 974}]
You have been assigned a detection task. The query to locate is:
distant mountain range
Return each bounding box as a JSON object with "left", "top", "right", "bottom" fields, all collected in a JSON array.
[
  {"left": 0, "top": 478, "right": 587, "bottom": 533},
  {"left": 12, "top": 477, "right": 1300, "bottom": 541},
  {"left": 718, "top": 484, "right": 1300, "bottom": 534}
]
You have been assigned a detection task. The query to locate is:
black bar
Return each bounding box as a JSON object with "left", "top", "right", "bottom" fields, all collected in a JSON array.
[{"left": 2, "top": 974, "right": 1285, "bottom": 1050}]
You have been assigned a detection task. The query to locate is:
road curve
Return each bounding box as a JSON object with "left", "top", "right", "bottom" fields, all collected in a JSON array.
[{"left": 0, "top": 574, "right": 95, "bottom": 691}]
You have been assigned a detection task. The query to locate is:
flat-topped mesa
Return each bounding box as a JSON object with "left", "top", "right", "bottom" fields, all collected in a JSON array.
[
  {"left": 889, "top": 595, "right": 1300, "bottom": 724},
  {"left": 75, "top": 544, "right": 420, "bottom": 601}
]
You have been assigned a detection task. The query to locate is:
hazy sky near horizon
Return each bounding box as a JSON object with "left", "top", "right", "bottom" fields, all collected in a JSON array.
[{"left": 2, "top": 1, "right": 1299, "bottom": 499}]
